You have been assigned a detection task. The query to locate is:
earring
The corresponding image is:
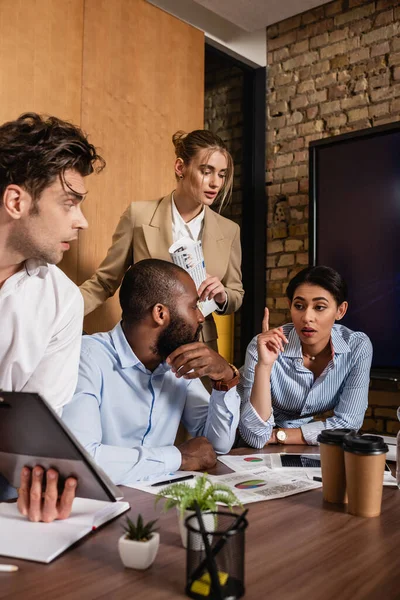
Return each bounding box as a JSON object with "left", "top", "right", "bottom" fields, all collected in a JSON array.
[{"left": 179, "top": 174, "right": 184, "bottom": 180}]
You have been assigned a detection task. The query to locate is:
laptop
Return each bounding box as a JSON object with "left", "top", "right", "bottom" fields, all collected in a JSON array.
[{"left": 0, "top": 391, "right": 122, "bottom": 501}]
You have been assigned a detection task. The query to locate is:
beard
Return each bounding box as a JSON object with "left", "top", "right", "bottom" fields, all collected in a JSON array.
[
  {"left": 7, "top": 221, "right": 62, "bottom": 265},
  {"left": 155, "top": 312, "right": 202, "bottom": 361}
]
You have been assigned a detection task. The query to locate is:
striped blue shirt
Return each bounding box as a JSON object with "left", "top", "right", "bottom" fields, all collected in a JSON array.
[{"left": 239, "top": 323, "right": 373, "bottom": 447}]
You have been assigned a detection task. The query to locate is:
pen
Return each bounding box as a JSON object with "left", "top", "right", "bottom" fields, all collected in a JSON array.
[
  {"left": 151, "top": 474, "right": 195, "bottom": 487},
  {"left": 0, "top": 565, "right": 19, "bottom": 572},
  {"left": 313, "top": 476, "right": 322, "bottom": 482}
]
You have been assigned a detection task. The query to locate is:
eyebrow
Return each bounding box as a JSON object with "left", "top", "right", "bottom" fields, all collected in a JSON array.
[
  {"left": 60, "top": 190, "right": 87, "bottom": 203},
  {"left": 293, "top": 296, "right": 330, "bottom": 302},
  {"left": 199, "top": 163, "right": 227, "bottom": 173}
]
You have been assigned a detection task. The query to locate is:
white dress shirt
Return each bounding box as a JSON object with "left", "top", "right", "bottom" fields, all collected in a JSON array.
[
  {"left": 0, "top": 259, "right": 84, "bottom": 414},
  {"left": 171, "top": 195, "right": 205, "bottom": 242},
  {"left": 171, "top": 196, "right": 227, "bottom": 311}
]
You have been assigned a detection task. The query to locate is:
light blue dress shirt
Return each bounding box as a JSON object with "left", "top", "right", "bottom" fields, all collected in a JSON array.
[
  {"left": 62, "top": 323, "right": 240, "bottom": 485},
  {"left": 239, "top": 323, "right": 373, "bottom": 447}
]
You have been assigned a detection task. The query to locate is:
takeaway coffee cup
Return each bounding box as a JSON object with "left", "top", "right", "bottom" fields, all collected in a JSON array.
[
  {"left": 317, "top": 429, "right": 354, "bottom": 504},
  {"left": 343, "top": 433, "right": 388, "bottom": 518}
]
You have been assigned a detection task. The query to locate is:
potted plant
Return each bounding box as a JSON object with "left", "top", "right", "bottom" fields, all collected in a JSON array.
[
  {"left": 118, "top": 514, "right": 159, "bottom": 570},
  {"left": 155, "top": 474, "right": 241, "bottom": 548}
]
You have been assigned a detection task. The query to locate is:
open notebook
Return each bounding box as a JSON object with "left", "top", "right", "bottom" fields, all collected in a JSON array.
[{"left": 0, "top": 498, "right": 130, "bottom": 563}]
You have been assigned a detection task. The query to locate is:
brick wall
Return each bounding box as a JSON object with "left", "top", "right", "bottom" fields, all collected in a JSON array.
[
  {"left": 205, "top": 48, "right": 244, "bottom": 366},
  {"left": 267, "top": 0, "right": 400, "bottom": 435}
]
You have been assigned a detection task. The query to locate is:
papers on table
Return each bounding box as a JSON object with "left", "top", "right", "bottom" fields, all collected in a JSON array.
[
  {"left": 209, "top": 469, "right": 322, "bottom": 504},
  {"left": 126, "top": 471, "right": 199, "bottom": 494},
  {"left": 218, "top": 454, "right": 398, "bottom": 487},
  {"left": 218, "top": 454, "right": 275, "bottom": 471},
  {"left": 128, "top": 468, "right": 322, "bottom": 504}
]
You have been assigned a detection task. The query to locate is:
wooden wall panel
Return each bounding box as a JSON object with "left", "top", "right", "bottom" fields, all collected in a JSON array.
[
  {"left": 0, "top": 0, "right": 84, "bottom": 282},
  {"left": 80, "top": 0, "right": 204, "bottom": 333}
]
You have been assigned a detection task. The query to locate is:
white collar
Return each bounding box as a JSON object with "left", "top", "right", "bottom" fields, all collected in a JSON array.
[{"left": 171, "top": 194, "right": 205, "bottom": 228}]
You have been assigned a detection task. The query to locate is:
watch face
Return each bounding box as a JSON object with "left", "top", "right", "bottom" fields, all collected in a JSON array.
[{"left": 276, "top": 430, "right": 287, "bottom": 442}]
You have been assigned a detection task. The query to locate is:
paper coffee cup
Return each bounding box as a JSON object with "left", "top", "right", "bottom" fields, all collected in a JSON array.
[
  {"left": 343, "top": 433, "right": 388, "bottom": 518},
  {"left": 317, "top": 429, "right": 354, "bottom": 504}
]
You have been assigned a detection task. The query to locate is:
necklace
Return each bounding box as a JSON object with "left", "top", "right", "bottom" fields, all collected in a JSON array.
[{"left": 302, "top": 343, "right": 331, "bottom": 362}]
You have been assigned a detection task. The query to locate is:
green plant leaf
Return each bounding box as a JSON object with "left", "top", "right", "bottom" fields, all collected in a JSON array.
[
  {"left": 122, "top": 514, "right": 158, "bottom": 541},
  {"left": 155, "top": 474, "right": 241, "bottom": 519}
]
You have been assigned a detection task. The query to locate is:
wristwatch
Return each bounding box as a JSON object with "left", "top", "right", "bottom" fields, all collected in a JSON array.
[
  {"left": 212, "top": 363, "right": 240, "bottom": 392},
  {"left": 276, "top": 429, "right": 288, "bottom": 444}
]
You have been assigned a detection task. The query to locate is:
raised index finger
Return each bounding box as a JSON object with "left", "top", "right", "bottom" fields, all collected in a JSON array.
[{"left": 261, "top": 307, "right": 269, "bottom": 333}]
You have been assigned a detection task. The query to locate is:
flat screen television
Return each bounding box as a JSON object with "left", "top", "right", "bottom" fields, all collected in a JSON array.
[{"left": 309, "top": 122, "right": 400, "bottom": 381}]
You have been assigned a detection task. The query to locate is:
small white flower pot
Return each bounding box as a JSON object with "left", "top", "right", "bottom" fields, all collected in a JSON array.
[
  {"left": 178, "top": 508, "right": 216, "bottom": 550},
  {"left": 118, "top": 532, "right": 160, "bottom": 570}
]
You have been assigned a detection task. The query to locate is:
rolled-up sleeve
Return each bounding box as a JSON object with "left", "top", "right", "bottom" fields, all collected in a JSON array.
[
  {"left": 238, "top": 337, "right": 275, "bottom": 448},
  {"left": 182, "top": 380, "right": 240, "bottom": 454}
]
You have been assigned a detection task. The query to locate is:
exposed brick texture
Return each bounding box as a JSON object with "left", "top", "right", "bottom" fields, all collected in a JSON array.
[{"left": 266, "top": 0, "right": 400, "bottom": 433}]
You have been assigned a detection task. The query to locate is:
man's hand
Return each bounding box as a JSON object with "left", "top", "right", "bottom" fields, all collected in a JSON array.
[
  {"left": 178, "top": 437, "right": 217, "bottom": 471},
  {"left": 167, "top": 342, "right": 233, "bottom": 381},
  {"left": 17, "top": 467, "right": 77, "bottom": 523}
]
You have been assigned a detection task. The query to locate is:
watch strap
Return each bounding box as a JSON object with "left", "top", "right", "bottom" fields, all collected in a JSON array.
[{"left": 212, "top": 363, "right": 240, "bottom": 392}]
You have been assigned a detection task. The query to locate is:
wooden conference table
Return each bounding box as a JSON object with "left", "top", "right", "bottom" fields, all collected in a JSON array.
[{"left": 1, "top": 446, "right": 399, "bottom": 600}]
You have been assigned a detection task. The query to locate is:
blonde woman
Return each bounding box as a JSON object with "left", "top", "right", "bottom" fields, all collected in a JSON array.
[{"left": 80, "top": 130, "right": 244, "bottom": 351}]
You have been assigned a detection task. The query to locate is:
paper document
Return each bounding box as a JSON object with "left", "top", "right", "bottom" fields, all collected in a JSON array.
[
  {"left": 0, "top": 498, "right": 129, "bottom": 563},
  {"left": 217, "top": 454, "right": 398, "bottom": 487},
  {"left": 169, "top": 238, "right": 218, "bottom": 317},
  {"left": 129, "top": 469, "right": 321, "bottom": 503},
  {"left": 126, "top": 471, "right": 199, "bottom": 493},
  {"left": 218, "top": 454, "right": 274, "bottom": 471},
  {"left": 206, "top": 469, "right": 322, "bottom": 504}
]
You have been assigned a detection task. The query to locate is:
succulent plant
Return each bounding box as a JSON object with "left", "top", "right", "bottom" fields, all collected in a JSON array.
[
  {"left": 122, "top": 514, "right": 158, "bottom": 542},
  {"left": 155, "top": 473, "right": 241, "bottom": 519}
]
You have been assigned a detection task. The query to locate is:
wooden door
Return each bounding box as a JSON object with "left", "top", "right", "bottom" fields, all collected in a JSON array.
[{"left": 80, "top": 0, "right": 205, "bottom": 333}]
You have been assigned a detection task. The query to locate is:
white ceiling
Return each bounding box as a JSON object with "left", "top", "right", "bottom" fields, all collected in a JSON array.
[
  {"left": 146, "top": 0, "right": 334, "bottom": 66},
  {"left": 193, "top": 0, "right": 333, "bottom": 32}
]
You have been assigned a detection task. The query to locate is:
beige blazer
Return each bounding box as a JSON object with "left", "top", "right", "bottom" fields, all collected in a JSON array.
[{"left": 80, "top": 193, "right": 244, "bottom": 344}]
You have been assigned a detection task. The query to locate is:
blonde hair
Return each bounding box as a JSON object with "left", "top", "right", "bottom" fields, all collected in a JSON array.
[{"left": 172, "top": 130, "right": 234, "bottom": 213}]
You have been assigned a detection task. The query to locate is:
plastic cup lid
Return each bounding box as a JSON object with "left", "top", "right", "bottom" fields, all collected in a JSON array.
[
  {"left": 342, "top": 433, "right": 388, "bottom": 455},
  {"left": 317, "top": 428, "right": 355, "bottom": 445}
]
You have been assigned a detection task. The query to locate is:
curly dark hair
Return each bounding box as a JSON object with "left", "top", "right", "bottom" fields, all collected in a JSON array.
[{"left": 0, "top": 112, "right": 105, "bottom": 205}]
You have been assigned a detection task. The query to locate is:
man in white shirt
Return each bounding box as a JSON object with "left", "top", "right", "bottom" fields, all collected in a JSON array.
[{"left": 0, "top": 112, "right": 104, "bottom": 521}]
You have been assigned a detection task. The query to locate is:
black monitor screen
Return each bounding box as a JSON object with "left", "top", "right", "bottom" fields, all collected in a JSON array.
[{"left": 310, "top": 125, "right": 400, "bottom": 373}]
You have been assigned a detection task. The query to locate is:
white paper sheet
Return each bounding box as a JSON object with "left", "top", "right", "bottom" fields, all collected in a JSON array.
[
  {"left": 0, "top": 498, "right": 129, "bottom": 563},
  {"left": 169, "top": 238, "right": 218, "bottom": 317}
]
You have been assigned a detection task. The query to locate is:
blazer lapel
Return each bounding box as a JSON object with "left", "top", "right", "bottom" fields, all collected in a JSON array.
[{"left": 142, "top": 194, "right": 173, "bottom": 262}]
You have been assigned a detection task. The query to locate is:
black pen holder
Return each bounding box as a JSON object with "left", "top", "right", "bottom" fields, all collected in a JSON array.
[{"left": 184, "top": 511, "right": 248, "bottom": 600}]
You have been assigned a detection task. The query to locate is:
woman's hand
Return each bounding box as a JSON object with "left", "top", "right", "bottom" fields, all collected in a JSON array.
[
  {"left": 257, "top": 308, "right": 288, "bottom": 367},
  {"left": 198, "top": 274, "right": 227, "bottom": 307}
]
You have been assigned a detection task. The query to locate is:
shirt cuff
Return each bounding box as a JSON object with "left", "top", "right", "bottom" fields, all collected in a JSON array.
[
  {"left": 241, "top": 400, "right": 274, "bottom": 431},
  {"left": 159, "top": 445, "right": 183, "bottom": 474},
  {"left": 301, "top": 420, "right": 325, "bottom": 445},
  {"left": 215, "top": 292, "right": 228, "bottom": 313}
]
